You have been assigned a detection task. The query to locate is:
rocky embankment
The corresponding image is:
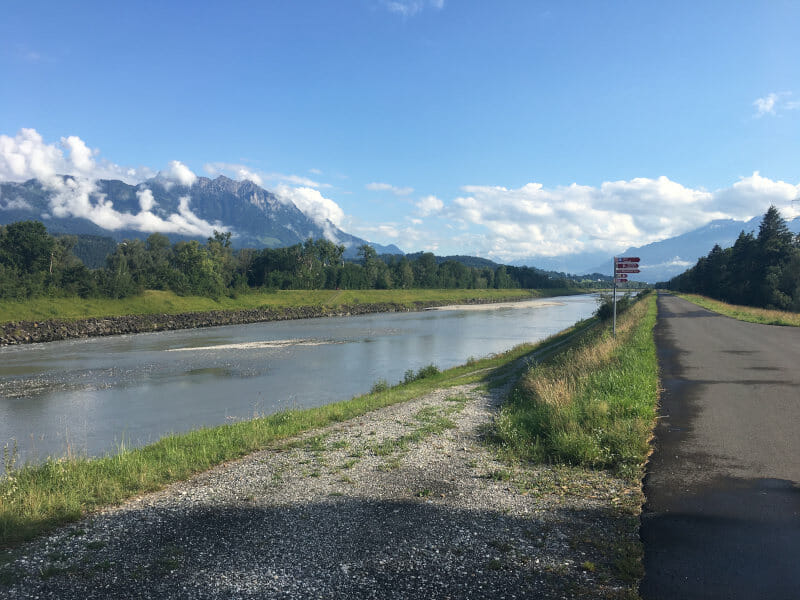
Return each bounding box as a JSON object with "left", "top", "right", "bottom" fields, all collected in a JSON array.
[{"left": 0, "top": 299, "right": 494, "bottom": 346}]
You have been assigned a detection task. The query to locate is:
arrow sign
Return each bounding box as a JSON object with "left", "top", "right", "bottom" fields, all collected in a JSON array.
[
  {"left": 616, "top": 269, "right": 640, "bottom": 274},
  {"left": 614, "top": 279, "right": 628, "bottom": 283},
  {"left": 615, "top": 262, "right": 639, "bottom": 270},
  {"left": 616, "top": 256, "right": 640, "bottom": 263}
]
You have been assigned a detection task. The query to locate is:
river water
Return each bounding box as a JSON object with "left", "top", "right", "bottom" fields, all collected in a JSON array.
[{"left": 0, "top": 294, "right": 598, "bottom": 466}]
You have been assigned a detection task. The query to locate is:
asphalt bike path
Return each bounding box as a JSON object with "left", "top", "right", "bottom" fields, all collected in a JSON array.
[{"left": 640, "top": 293, "right": 800, "bottom": 599}]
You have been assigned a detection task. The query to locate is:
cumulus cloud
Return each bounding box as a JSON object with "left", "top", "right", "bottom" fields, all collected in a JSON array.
[
  {"left": 366, "top": 182, "right": 414, "bottom": 196},
  {"left": 416, "top": 195, "right": 444, "bottom": 216},
  {"left": 448, "top": 173, "right": 800, "bottom": 262},
  {"left": 754, "top": 92, "right": 800, "bottom": 117},
  {"left": 0, "top": 129, "right": 153, "bottom": 185}
]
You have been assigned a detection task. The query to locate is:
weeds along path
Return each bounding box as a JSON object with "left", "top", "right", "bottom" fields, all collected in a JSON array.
[{"left": 2, "top": 373, "right": 641, "bottom": 599}]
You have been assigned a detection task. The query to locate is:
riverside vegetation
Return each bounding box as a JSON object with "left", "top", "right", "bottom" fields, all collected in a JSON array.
[
  {"left": 673, "top": 292, "right": 800, "bottom": 327},
  {"left": 661, "top": 206, "right": 800, "bottom": 311},
  {"left": 0, "top": 220, "right": 601, "bottom": 303},
  {"left": 0, "top": 291, "right": 657, "bottom": 561}
]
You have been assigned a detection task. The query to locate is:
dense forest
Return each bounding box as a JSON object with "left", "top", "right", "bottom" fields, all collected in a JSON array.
[
  {"left": 0, "top": 220, "right": 597, "bottom": 301},
  {"left": 661, "top": 206, "right": 800, "bottom": 311}
]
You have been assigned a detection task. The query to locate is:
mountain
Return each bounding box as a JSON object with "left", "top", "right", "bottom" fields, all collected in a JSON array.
[
  {"left": 509, "top": 252, "right": 610, "bottom": 276},
  {"left": 587, "top": 216, "right": 800, "bottom": 282},
  {"left": 0, "top": 176, "right": 402, "bottom": 256}
]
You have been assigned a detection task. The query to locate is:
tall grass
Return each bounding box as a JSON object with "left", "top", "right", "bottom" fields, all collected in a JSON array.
[
  {"left": 674, "top": 293, "right": 800, "bottom": 327},
  {"left": 0, "top": 331, "right": 571, "bottom": 547},
  {"left": 0, "top": 288, "right": 573, "bottom": 324},
  {"left": 494, "top": 293, "right": 658, "bottom": 480}
]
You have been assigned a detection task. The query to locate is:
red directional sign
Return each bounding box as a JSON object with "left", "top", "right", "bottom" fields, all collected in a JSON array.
[
  {"left": 615, "top": 279, "right": 628, "bottom": 283},
  {"left": 616, "top": 256, "right": 640, "bottom": 263},
  {"left": 615, "top": 262, "right": 639, "bottom": 269},
  {"left": 616, "top": 269, "right": 640, "bottom": 274}
]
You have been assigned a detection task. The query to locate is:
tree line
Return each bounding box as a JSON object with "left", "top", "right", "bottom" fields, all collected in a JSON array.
[
  {"left": 660, "top": 206, "right": 800, "bottom": 311},
  {"left": 0, "top": 220, "right": 578, "bottom": 301}
]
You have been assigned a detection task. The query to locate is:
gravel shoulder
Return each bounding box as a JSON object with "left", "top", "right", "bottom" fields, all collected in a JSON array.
[{"left": 2, "top": 377, "right": 642, "bottom": 599}]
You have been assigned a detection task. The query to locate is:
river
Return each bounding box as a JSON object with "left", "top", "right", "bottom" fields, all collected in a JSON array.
[{"left": 0, "top": 294, "right": 599, "bottom": 467}]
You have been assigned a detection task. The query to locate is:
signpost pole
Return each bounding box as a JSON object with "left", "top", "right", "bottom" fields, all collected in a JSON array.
[{"left": 612, "top": 256, "right": 617, "bottom": 338}]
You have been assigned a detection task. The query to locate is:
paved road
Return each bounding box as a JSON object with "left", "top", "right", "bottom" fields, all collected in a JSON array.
[{"left": 640, "top": 293, "right": 800, "bottom": 599}]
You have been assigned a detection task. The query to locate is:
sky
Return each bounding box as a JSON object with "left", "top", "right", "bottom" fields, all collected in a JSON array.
[{"left": 1, "top": 0, "right": 799, "bottom": 266}]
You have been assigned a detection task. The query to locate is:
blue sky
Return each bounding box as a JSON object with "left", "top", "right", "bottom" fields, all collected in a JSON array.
[{"left": 1, "top": 0, "right": 799, "bottom": 265}]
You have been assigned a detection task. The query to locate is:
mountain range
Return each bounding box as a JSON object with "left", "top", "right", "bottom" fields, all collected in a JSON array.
[
  {"left": 0, "top": 176, "right": 402, "bottom": 258},
  {"left": 515, "top": 214, "right": 800, "bottom": 283},
  {"left": 1, "top": 175, "right": 797, "bottom": 282}
]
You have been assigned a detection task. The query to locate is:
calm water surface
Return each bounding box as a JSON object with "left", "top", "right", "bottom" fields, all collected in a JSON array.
[{"left": 0, "top": 294, "right": 598, "bottom": 465}]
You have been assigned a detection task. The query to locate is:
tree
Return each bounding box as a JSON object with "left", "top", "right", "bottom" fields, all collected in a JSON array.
[{"left": 0, "top": 220, "right": 54, "bottom": 273}]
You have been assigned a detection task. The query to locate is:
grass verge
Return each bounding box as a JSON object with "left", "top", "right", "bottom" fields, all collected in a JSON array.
[
  {"left": 0, "top": 288, "right": 583, "bottom": 324},
  {"left": 490, "top": 293, "right": 657, "bottom": 598},
  {"left": 0, "top": 322, "right": 590, "bottom": 548},
  {"left": 673, "top": 293, "right": 800, "bottom": 327},
  {"left": 493, "top": 292, "right": 659, "bottom": 481}
]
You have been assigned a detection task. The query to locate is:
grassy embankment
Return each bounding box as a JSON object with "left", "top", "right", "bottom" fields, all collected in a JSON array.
[
  {"left": 494, "top": 292, "right": 658, "bottom": 480},
  {"left": 492, "top": 292, "right": 658, "bottom": 592},
  {"left": 0, "top": 288, "right": 578, "bottom": 324},
  {"left": 0, "top": 316, "right": 594, "bottom": 548},
  {"left": 673, "top": 292, "right": 800, "bottom": 327}
]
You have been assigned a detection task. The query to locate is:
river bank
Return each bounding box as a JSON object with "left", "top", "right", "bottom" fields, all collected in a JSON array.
[
  {"left": 0, "top": 295, "right": 656, "bottom": 597},
  {"left": 0, "top": 289, "right": 577, "bottom": 347},
  {"left": 0, "top": 325, "right": 643, "bottom": 599}
]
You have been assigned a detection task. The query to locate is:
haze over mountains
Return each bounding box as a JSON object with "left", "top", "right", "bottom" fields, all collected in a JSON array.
[
  {"left": 1, "top": 174, "right": 797, "bottom": 282},
  {"left": 512, "top": 214, "right": 800, "bottom": 282}
]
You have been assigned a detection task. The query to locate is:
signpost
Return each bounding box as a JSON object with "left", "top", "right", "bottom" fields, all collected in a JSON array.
[{"left": 613, "top": 257, "right": 641, "bottom": 337}]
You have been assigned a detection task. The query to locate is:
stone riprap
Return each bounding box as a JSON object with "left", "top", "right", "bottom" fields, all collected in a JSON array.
[{"left": 0, "top": 301, "right": 455, "bottom": 346}]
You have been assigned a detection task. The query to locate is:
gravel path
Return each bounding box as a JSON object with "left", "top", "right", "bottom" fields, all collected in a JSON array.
[{"left": 2, "top": 378, "right": 642, "bottom": 599}]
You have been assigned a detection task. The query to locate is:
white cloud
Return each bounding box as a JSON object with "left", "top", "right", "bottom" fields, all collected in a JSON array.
[
  {"left": 0, "top": 129, "right": 221, "bottom": 237},
  {"left": 161, "top": 160, "right": 197, "bottom": 187},
  {"left": 204, "top": 162, "right": 326, "bottom": 189},
  {"left": 753, "top": 92, "right": 799, "bottom": 117},
  {"left": 447, "top": 173, "right": 800, "bottom": 262},
  {"left": 0, "top": 196, "right": 33, "bottom": 211},
  {"left": 366, "top": 181, "right": 414, "bottom": 196},
  {"left": 416, "top": 195, "right": 443, "bottom": 216},
  {"left": 137, "top": 188, "right": 156, "bottom": 212},
  {"left": 381, "top": 0, "right": 444, "bottom": 17},
  {"left": 205, "top": 162, "right": 263, "bottom": 186},
  {"left": 0, "top": 129, "right": 153, "bottom": 185},
  {"left": 754, "top": 93, "right": 778, "bottom": 116},
  {"left": 275, "top": 185, "right": 345, "bottom": 241}
]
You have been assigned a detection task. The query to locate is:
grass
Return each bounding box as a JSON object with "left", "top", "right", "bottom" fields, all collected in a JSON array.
[
  {"left": 493, "top": 292, "right": 659, "bottom": 481},
  {"left": 0, "top": 287, "right": 583, "bottom": 324},
  {"left": 673, "top": 292, "right": 800, "bottom": 327},
  {"left": 0, "top": 323, "right": 585, "bottom": 548}
]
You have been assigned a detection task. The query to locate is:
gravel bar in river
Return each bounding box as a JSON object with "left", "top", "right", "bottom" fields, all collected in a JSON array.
[{"left": 2, "top": 378, "right": 643, "bottom": 599}]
